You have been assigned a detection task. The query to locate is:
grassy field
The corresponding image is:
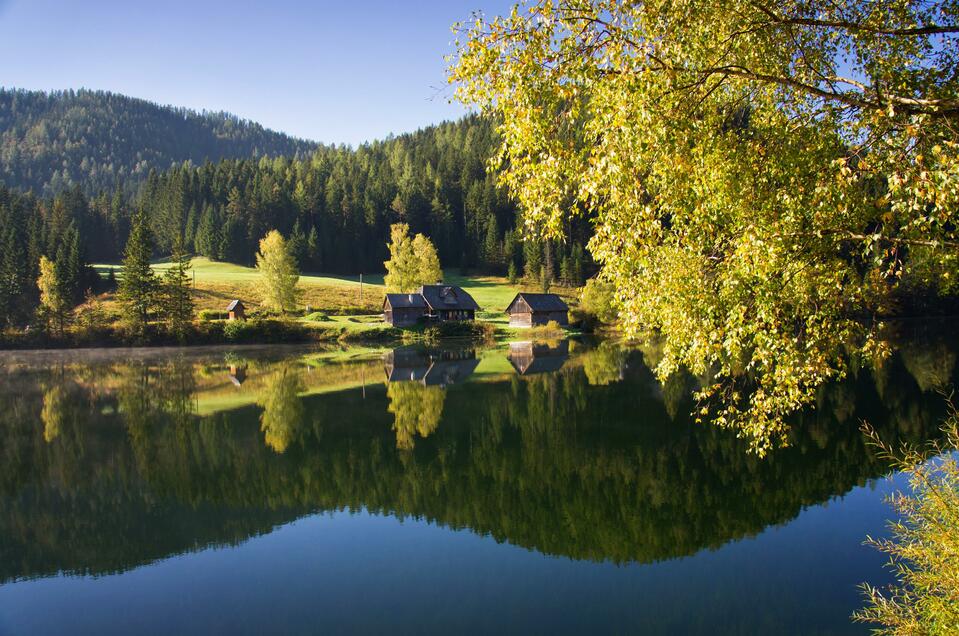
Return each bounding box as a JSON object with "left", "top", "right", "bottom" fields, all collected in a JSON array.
[{"left": 94, "top": 258, "right": 580, "bottom": 326}]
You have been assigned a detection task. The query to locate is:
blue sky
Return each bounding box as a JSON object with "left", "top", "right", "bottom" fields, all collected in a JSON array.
[{"left": 0, "top": 0, "right": 515, "bottom": 145}]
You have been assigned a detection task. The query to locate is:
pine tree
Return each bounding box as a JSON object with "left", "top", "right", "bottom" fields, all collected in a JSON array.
[
  {"left": 159, "top": 236, "right": 194, "bottom": 340},
  {"left": 118, "top": 212, "right": 157, "bottom": 335}
]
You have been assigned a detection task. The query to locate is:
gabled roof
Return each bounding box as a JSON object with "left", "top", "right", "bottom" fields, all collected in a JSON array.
[
  {"left": 226, "top": 299, "right": 244, "bottom": 311},
  {"left": 505, "top": 293, "right": 569, "bottom": 313},
  {"left": 384, "top": 293, "right": 427, "bottom": 309},
  {"left": 417, "top": 285, "right": 480, "bottom": 311}
]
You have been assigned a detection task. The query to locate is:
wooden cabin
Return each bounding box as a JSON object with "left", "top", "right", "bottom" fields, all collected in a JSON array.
[
  {"left": 382, "top": 285, "right": 480, "bottom": 325},
  {"left": 383, "top": 293, "right": 428, "bottom": 327},
  {"left": 418, "top": 285, "right": 480, "bottom": 322},
  {"left": 504, "top": 293, "right": 569, "bottom": 327},
  {"left": 226, "top": 299, "right": 246, "bottom": 321}
]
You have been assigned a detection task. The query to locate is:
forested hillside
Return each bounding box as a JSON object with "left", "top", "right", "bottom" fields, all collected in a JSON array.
[
  {"left": 0, "top": 115, "right": 593, "bottom": 328},
  {"left": 0, "top": 88, "right": 319, "bottom": 195}
]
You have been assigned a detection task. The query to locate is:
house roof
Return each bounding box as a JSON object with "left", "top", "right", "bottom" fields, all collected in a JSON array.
[
  {"left": 505, "top": 293, "right": 569, "bottom": 313},
  {"left": 417, "top": 285, "right": 480, "bottom": 311},
  {"left": 226, "top": 299, "right": 244, "bottom": 311},
  {"left": 384, "top": 293, "right": 427, "bottom": 309}
]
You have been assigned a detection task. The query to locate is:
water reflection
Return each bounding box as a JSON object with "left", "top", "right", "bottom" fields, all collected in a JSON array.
[
  {"left": 0, "top": 334, "right": 955, "bottom": 586},
  {"left": 508, "top": 340, "right": 570, "bottom": 375},
  {"left": 383, "top": 347, "right": 479, "bottom": 386}
]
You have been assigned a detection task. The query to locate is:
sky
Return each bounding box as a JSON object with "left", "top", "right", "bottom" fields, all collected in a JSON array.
[{"left": 0, "top": 0, "right": 515, "bottom": 146}]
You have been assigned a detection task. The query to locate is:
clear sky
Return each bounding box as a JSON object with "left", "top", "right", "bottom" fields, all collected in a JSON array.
[{"left": 0, "top": 0, "right": 515, "bottom": 146}]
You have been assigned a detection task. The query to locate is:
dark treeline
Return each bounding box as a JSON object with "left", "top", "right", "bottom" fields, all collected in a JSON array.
[
  {"left": 0, "top": 115, "right": 592, "bottom": 327},
  {"left": 0, "top": 88, "right": 318, "bottom": 196},
  {"left": 135, "top": 115, "right": 591, "bottom": 276}
]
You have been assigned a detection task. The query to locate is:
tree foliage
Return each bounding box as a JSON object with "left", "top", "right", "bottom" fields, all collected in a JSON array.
[
  {"left": 159, "top": 237, "right": 194, "bottom": 339},
  {"left": 450, "top": 0, "right": 959, "bottom": 452},
  {"left": 255, "top": 230, "right": 300, "bottom": 312},
  {"left": 384, "top": 223, "right": 443, "bottom": 292},
  {"left": 855, "top": 410, "right": 959, "bottom": 634},
  {"left": 36, "top": 256, "right": 69, "bottom": 335},
  {"left": 0, "top": 88, "right": 317, "bottom": 196},
  {"left": 118, "top": 212, "right": 157, "bottom": 335}
]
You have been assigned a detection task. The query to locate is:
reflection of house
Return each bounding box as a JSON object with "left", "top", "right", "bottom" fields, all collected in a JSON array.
[
  {"left": 382, "top": 285, "right": 480, "bottom": 326},
  {"left": 383, "top": 347, "right": 479, "bottom": 386},
  {"left": 505, "top": 293, "right": 569, "bottom": 327},
  {"left": 228, "top": 364, "right": 247, "bottom": 386},
  {"left": 508, "top": 340, "right": 570, "bottom": 375}
]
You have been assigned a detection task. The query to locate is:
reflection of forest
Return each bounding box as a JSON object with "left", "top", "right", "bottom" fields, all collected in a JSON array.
[{"left": 0, "top": 336, "right": 955, "bottom": 582}]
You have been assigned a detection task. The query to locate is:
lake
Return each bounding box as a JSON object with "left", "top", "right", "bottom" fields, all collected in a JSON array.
[{"left": 0, "top": 331, "right": 955, "bottom": 635}]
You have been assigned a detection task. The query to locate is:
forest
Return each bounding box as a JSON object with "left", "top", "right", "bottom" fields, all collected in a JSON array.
[
  {"left": 0, "top": 112, "right": 592, "bottom": 329},
  {"left": 0, "top": 88, "right": 318, "bottom": 195}
]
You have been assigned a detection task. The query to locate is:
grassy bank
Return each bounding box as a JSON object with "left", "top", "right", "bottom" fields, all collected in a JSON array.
[{"left": 75, "top": 257, "right": 583, "bottom": 347}]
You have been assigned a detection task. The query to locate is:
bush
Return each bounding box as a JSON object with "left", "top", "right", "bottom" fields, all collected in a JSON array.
[
  {"left": 580, "top": 278, "right": 617, "bottom": 324},
  {"left": 527, "top": 320, "right": 565, "bottom": 340},
  {"left": 423, "top": 320, "right": 497, "bottom": 343},
  {"left": 199, "top": 309, "right": 228, "bottom": 322},
  {"left": 303, "top": 311, "right": 331, "bottom": 322},
  {"left": 223, "top": 318, "right": 308, "bottom": 343}
]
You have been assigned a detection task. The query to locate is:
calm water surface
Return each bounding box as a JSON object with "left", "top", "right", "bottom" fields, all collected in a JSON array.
[{"left": 0, "top": 334, "right": 955, "bottom": 635}]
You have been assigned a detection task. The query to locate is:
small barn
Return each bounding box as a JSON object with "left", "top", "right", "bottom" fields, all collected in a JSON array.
[
  {"left": 504, "top": 293, "right": 569, "bottom": 327},
  {"left": 384, "top": 293, "right": 428, "bottom": 327},
  {"left": 226, "top": 299, "right": 246, "bottom": 321}
]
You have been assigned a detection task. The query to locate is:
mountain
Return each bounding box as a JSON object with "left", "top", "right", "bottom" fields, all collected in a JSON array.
[{"left": 0, "top": 88, "right": 320, "bottom": 196}]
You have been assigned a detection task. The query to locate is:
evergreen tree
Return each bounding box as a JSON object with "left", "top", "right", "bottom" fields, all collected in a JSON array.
[
  {"left": 118, "top": 212, "right": 157, "bottom": 335},
  {"left": 159, "top": 236, "right": 194, "bottom": 340}
]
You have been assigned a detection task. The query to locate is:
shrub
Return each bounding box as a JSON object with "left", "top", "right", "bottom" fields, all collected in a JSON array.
[
  {"left": 527, "top": 320, "right": 565, "bottom": 340},
  {"left": 854, "top": 411, "right": 959, "bottom": 634},
  {"left": 199, "top": 309, "right": 228, "bottom": 322},
  {"left": 423, "top": 320, "right": 497, "bottom": 343},
  {"left": 580, "top": 278, "right": 617, "bottom": 324},
  {"left": 303, "top": 311, "right": 331, "bottom": 322}
]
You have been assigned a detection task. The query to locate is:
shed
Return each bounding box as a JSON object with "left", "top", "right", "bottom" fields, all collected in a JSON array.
[
  {"left": 226, "top": 299, "right": 246, "bottom": 321},
  {"left": 504, "top": 293, "right": 569, "bottom": 327},
  {"left": 384, "top": 293, "right": 428, "bottom": 327}
]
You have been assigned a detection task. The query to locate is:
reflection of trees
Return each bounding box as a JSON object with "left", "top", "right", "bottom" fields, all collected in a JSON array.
[
  {"left": 0, "top": 336, "right": 955, "bottom": 582},
  {"left": 582, "top": 342, "right": 625, "bottom": 386},
  {"left": 387, "top": 382, "right": 445, "bottom": 450},
  {"left": 258, "top": 366, "right": 305, "bottom": 453},
  {"left": 41, "top": 384, "right": 68, "bottom": 443}
]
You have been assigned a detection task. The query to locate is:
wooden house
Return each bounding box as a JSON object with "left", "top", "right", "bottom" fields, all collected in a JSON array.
[
  {"left": 418, "top": 285, "right": 480, "bottom": 322},
  {"left": 382, "top": 285, "right": 480, "bottom": 326},
  {"left": 383, "top": 293, "right": 428, "bottom": 327},
  {"left": 504, "top": 293, "right": 569, "bottom": 327},
  {"left": 226, "top": 299, "right": 246, "bottom": 321}
]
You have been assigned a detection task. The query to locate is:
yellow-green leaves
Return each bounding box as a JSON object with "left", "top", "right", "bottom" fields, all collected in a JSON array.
[
  {"left": 450, "top": 0, "right": 959, "bottom": 453},
  {"left": 256, "top": 230, "right": 300, "bottom": 313}
]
